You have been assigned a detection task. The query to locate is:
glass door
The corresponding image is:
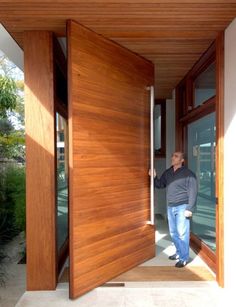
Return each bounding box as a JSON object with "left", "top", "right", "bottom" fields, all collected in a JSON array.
[
  {"left": 56, "top": 113, "right": 69, "bottom": 252},
  {"left": 188, "top": 112, "right": 216, "bottom": 251}
]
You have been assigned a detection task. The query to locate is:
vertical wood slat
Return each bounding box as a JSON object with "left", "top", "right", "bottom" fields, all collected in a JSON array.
[
  {"left": 24, "top": 31, "right": 57, "bottom": 290},
  {"left": 68, "top": 20, "right": 155, "bottom": 299},
  {"left": 216, "top": 31, "right": 224, "bottom": 287}
]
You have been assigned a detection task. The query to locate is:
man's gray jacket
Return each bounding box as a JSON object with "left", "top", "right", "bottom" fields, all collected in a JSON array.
[{"left": 154, "top": 165, "right": 198, "bottom": 212}]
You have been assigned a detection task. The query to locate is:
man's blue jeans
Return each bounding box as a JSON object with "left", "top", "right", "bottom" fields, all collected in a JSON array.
[{"left": 167, "top": 204, "right": 190, "bottom": 262}]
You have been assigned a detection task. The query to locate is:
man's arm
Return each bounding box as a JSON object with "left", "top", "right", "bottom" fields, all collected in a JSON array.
[
  {"left": 186, "top": 175, "right": 198, "bottom": 213},
  {"left": 154, "top": 171, "right": 167, "bottom": 189}
]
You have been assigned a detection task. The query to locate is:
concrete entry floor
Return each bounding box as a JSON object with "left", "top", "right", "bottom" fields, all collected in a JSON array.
[
  {"left": 15, "top": 216, "right": 225, "bottom": 307},
  {"left": 16, "top": 286, "right": 228, "bottom": 307}
]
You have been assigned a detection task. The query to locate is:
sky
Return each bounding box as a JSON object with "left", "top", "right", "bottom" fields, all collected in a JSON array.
[{"left": 0, "top": 49, "right": 24, "bottom": 81}]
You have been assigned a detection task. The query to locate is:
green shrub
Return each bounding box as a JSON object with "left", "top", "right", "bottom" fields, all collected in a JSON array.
[
  {"left": 0, "top": 164, "right": 26, "bottom": 242},
  {"left": 5, "top": 165, "right": 26, "bottom": 232},
  {"left": 0, "top": 167, "right": 17, "bottom": 243}
]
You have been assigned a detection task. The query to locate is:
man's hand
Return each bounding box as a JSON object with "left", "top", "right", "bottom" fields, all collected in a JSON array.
[
  {"left": 148, "top": 169, "right": 157, "bottom": 178},
  {"left": 184, "top": 210, "right": 192, "bottom": 218}
]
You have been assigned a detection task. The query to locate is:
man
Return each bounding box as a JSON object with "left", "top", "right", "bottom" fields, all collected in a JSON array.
[{"left": 152, "top": 151, "right": 198, "bottom": 268}]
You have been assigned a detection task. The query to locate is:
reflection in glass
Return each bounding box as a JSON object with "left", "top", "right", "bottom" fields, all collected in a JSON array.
[
  {"left": 56, "top": 113, "right": 68, "bottom": 251},
  {"left": 194, "top": 62, "right": 216, "bottom": 107},
  {"left": 188, "top": 112, "right": 216, "bottom": 251}
]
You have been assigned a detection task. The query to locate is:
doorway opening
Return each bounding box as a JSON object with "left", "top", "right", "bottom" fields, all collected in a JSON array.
[
  {"left": 56, "top": 44, "right": 216, "bottom": 290},
  {"left": 52, "top": 23, "right": 222, "bottom": 298}
]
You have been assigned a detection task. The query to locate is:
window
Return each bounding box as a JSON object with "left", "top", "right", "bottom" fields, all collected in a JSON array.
[
  {"left": 176, "top": 42, "right": 217, "bottom": 254},
  {"left": 176, "top": 44, "right": 216, "bottom": 121},
  {"left": 193, "top": 62, "right": 216, "bottom": 107},
  {"left": 187, "top": 112, "right": 216, "bottom": 251}
]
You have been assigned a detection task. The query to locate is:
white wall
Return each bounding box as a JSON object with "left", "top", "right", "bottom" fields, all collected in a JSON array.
[
  {"left": 154, "top": 91, "right": 175, "bottom": 217},
  {"left": 224, "top": 17, "right": 236, "bottom": 290},
  {"left": 154, "top": 158, "right": 166, "bottom": 215},
  {"left": 0, "top": 24, "right": 23, "bottom": 71}
]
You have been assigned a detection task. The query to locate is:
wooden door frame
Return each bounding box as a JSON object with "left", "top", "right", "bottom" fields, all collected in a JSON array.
[
  {"left": 215, "top": 31, "right": 224, "bottom": 287},
  {"left": 175, "top": 32, "right": 224, "bottom": 286},
  {"left": 53, "top": 35, "right": 69, "bottom": 278}
]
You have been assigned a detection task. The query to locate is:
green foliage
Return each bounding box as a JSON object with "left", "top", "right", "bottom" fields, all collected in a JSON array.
[
  {"left": 0, "top": 53, "right": 25, "bottom": 162},
  {"left": 5, "top": 166, "right": 26, "bottom": 232},
  {"left": 0, "top": 117, "right": 25, "bottom": 160},
  {"left": 0, "top": 76, "right": 18, "bottom": 118},
  {"left": 0, "top": 165, "right": 26, "bottom": 285},
  {"left": 13, "top": 172, "right": 26, "bottom": 232},
  {"left": 0, "top": 75, "right": 25, "bottom": 161},
  {"left": 0, "top": 52, "right": 26, "bottom": 284},
  {"left": 0, "top": 165, "right": 26, "bottom": 241},
  {"left": 0, "top": 116, "right": 13, "bottom": 135},
  {"left": 13, "top": 97, "right": 25, "bottom": 127}
]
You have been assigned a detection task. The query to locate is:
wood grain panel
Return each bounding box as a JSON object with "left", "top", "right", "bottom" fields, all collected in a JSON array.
[
  {"left": 24, "top": 31, "right": 56, "bottom": 290},
  {"left": 175, "top": 34, "right": 225, "bottom": 284},
  {"left": 111, "top": 266, "right": 215, "bottom": 282},
  {"left": 1, "top": 1, "right": 236, "bottom": 98},
  {"left": 60, "top": 265, "right": 215, "bottom": 283},
  {"left": 68, "top": 20, "right": 155, "bottom": 299},
  {"left": 190, "top": 233, "right": 216, "bottom": 273},
  {"left": 2, "top": 0, "right": 236, "bottom": 3}
]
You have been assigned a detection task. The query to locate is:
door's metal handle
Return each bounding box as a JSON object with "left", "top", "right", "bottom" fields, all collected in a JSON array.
[{"left": 146, "top": 85, "right": 155, "bottom": 225}]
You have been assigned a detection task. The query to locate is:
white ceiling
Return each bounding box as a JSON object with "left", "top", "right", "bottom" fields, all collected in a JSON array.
[{"left": 0, "top": 23, "right": 23, "bottom": 71}]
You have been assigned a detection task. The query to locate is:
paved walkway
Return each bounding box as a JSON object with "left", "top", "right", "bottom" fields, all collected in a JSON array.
[
  {"left": 16, "top": 285, "right": 229, "bottom": 307},
  {"left": 0, "top": 233, "right": 26, "bottom": 307}
]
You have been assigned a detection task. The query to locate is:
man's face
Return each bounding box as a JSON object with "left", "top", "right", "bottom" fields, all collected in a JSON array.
[{"left": 171, "top": 152, "right": 184, "bottom": 167}]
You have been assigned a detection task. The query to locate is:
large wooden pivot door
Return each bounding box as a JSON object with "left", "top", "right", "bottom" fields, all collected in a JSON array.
[{"left": 68, "top": 20, "right": 155, "bottom": 299}]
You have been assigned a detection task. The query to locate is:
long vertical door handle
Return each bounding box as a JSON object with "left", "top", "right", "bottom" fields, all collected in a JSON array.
[{"left": 147, "top": 85, "right": 155, "bottom": 225}]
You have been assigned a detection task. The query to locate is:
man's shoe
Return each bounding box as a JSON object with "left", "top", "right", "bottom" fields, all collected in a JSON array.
[
  {"left": 175, "top": 260, "right": 187, "bottom": 268},
  {"left": 168, "top": 254, "right": 179, "bottom": 261}
]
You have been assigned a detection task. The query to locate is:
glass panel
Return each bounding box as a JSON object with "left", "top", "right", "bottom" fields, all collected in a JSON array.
[
  {"left": 187, "top": 112, "right": 216, "bottom": 251},
  {"left": 56, "top": 113, "right": 68, "bottom": 251},
  {"left": 194, "top": 62, "right": 216, "bottom": 107},
  {"left": 154, "top": 104, "right": 161, "bottom": 151}
]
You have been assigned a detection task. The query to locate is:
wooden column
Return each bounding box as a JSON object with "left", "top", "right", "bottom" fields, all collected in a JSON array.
[{"left": 24, "top": 31, "right": 57, "bottom": 290}]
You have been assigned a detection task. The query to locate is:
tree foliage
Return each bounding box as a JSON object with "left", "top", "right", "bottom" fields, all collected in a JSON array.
[
  {"left": 0, "top": 53, "right": 25, "bottom": 284},
  {"left": 0, "top": 53, "right": 25, "bottom": 161},
  {"left": 0, "top": 76, "right": 18, "bottom": 118}
]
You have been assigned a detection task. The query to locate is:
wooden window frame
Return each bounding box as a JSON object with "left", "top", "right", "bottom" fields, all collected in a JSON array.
[
  {"left": 175, "top": 34, "right": 224, "bottom": 286},
  {"left": 176, "top": 42, "right": 216, "bottom": 119},
  {"left": 190, "top": 44, "right": 216, "bottom": 112}
]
